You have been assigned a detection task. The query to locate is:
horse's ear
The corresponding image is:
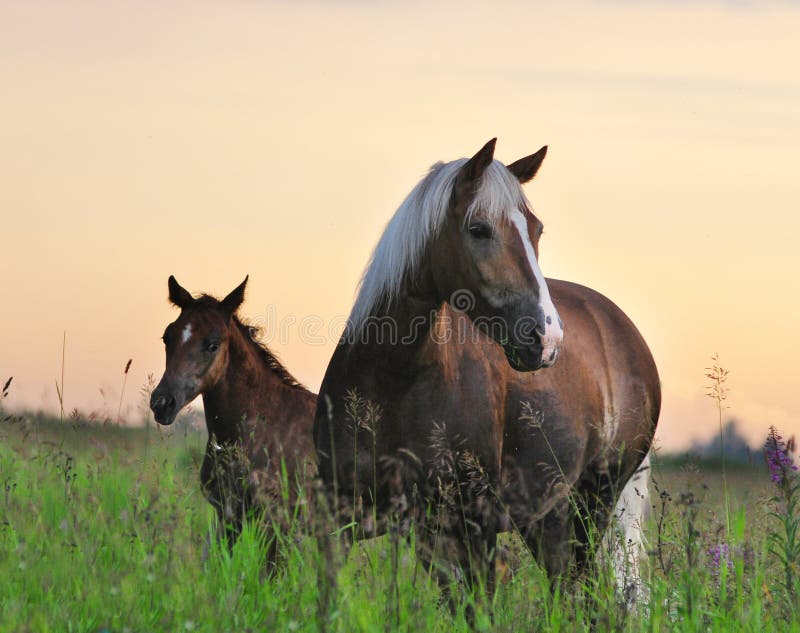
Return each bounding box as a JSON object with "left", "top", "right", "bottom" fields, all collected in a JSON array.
[
  {"left": 455, "top": 138, "right": 497, "bottom": 196},
  {"left": 168, "top": 275, "right": 194, "bottom": 308},
  {"left": 221, "top": 275, "right": 248, "bottom": 317},
  {"left": 507, "top": 146, "right": 547, "bottom": 184}
]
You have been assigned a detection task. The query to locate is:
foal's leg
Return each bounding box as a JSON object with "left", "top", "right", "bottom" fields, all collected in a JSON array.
[
  {"left": 201, "top": 447, "right": 252, "bottom": 551},
  {"left": 200, "top": 500, "right": 243, "bottom": 564},
  {"left": 223, "top": 513, "right": 245, "bottom": 551},
  {"left": 202, "top": 483, "right": 244, "bottom": 552}
]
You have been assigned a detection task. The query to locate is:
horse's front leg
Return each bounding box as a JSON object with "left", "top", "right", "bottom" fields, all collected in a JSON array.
[
  {"left": 571, "top": 468, "right": 617, "bottom": 576},
  {"left": 518, "top": 494, "right": 574, "bottom": 582},
  {"left": 309, "top": 476, "right": 358, "bottom": 629},
  {"left": 415, "top": 487, "right": 499, "bottom": 626}
]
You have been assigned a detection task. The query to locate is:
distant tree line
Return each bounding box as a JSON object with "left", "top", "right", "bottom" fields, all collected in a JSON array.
[{"left": 689, "top": 419, "right": 759, "bottom": 464}]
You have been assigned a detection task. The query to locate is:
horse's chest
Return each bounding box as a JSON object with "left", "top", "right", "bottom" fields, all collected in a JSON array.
[{"left": 400, "top": 361, "right": 498, "bottom": 415}]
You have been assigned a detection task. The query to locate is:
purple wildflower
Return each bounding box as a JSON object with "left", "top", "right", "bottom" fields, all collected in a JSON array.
[
  {"left": 765, "top": 426, "right": 798, "bottom": 485},
  {"left": 707, "top": 542, "right": 734, "bottom": 576}
]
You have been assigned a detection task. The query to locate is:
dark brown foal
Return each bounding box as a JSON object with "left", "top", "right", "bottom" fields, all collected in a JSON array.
[{"left": 151, "top": 276, "right": 317, "bottom": 562}]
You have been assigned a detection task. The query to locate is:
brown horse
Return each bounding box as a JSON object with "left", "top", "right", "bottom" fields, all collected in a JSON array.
[
  {"left": 150, "top": 276, "right": 317, "bottom": 556},
  {"left": 314, "top": 139, "right": 659, "bottom": 606}
]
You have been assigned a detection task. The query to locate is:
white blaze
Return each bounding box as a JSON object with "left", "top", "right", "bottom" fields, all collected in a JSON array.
[
  {"left": 510, "top": 209, "right": 563, "bottom": 366},
  {"left": 181, "top": 323, "right": 193, "bottom": 344}
]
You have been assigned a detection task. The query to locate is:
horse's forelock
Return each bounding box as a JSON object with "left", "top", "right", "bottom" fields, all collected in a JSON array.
[{"left": 466, "top": 160, "right": 528, "bottom": 224}]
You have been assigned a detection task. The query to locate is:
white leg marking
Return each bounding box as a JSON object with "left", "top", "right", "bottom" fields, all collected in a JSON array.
[
  {"left": 602, "top": 453, "right": 651, "bottom": 609},
  {"left": 509, "top": 209, "right": 563, "bottom": 365},
  {"left": 182, "top": 323, "right": 193, "bottom": 344}
]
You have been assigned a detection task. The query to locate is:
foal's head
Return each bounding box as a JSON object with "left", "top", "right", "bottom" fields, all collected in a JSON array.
[
  {"left": 430, "top": 139, "right": 563, "bottom": 371},
  {"left": 150, "top": 275, "right": 248, "bottom": 425}
]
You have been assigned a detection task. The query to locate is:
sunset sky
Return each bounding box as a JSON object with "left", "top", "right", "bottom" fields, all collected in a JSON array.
[{"left": 1, "top": 0, "right": 798, "bottom": 451}]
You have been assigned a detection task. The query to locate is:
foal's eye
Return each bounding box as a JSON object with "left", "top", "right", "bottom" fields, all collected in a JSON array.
[
  {"left": 468, "top": 223, "right": 493, "bottom": 240},
  {"left": 206, "top": 341, "right": 220, "bottom": 353}
]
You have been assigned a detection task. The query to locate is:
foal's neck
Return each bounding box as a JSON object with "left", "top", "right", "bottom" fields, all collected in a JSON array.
[{"left": 201, "top": 323, "right": 289, "bottom": 444}]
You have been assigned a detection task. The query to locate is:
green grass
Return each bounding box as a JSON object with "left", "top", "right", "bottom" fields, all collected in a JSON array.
[{"left": 0, "top": 415, "right": 796, "bottom": 632}]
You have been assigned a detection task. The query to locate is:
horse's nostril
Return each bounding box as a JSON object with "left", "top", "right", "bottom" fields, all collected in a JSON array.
[{"left": 166, "top": 396, "right": 176, "bottom": 410}]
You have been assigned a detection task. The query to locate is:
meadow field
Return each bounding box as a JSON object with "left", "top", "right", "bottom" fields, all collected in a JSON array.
[{"left": 0, "top": 410, "right": 795, "bottom": 633}]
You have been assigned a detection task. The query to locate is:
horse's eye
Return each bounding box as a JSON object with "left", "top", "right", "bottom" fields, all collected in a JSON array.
[
  {"left": 468, "top": 223, "right": 493, "bottom": 240},
  {"left": 207, "top": 341, "right": 220, "bottom": 353}
]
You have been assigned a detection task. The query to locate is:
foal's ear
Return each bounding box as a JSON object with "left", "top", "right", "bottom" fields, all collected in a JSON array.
[
  {"left": 168, "top": 275, "right": 194, "bottom": 308},
  {"left": 455, "top": 138, "right": 497, "bottom": 196},
  {"left": 221, "top": 275, "right": 248, "bottom": 318},
  {"left": 506, "top": 146, "right": 548, "bottom": 184}
]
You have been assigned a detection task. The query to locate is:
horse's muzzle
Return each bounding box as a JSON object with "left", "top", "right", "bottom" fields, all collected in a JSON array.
[
  {"left": 540, "top": 345, "right": 559, "bottom": 368},
  {"left": 539, "top": 315, "right": 564, "bottom": 368},
  {"left": 503, "top": 328, "right": 562, "bottom": 372},
  {"left": 502, "top": 339, "right": 544, "bottom": 372}
]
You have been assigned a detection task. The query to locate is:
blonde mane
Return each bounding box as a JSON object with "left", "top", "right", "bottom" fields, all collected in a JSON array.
[{"left": 347, "top": 157, "right": 530, "bottom": 331}]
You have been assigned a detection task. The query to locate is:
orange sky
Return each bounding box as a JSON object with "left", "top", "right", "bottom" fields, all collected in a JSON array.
[{"left": 1, "top": 0, "right": 798, "bottom": 451}]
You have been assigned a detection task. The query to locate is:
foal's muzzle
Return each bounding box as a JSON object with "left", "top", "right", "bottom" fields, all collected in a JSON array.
[{"left": 150, "top": 387, "right": 180, "bottom": 425}]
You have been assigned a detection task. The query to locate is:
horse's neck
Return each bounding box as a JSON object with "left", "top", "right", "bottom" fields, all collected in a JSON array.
[
  {"left": 350, "top": 293, "right": 459, "bottom": 375},
  {"left": 201, "top": 328, "right": 292, "bottom": 445}
]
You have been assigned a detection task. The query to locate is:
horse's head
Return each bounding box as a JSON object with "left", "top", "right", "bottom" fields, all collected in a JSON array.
[
  {"left": 431, "top": 139, "right": 563, "bottom": 371},
  {"left": 150, "top": 275, "right": 248, "bottom": 425}
]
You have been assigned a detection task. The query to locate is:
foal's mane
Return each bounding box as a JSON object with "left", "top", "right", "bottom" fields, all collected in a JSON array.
[
  {"left": 195, "top": 294, "right": 310, "bottom": 392},
  {"left": 348, "top": 157, "right": 529, "bottom": 330}
]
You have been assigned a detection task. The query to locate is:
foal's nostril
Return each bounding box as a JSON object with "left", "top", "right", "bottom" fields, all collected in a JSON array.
[{"left": 150, "top": 392, "right": 174, "bottom": 413}]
